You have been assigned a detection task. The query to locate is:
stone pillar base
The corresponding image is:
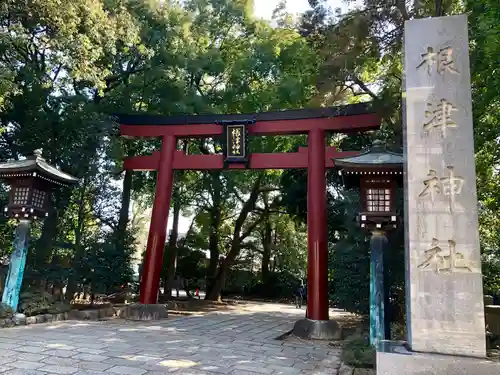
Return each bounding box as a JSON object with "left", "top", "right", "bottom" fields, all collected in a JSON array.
[
  {"left": 116, "top": 304, "right": 168, "bottom": 321},
  {"left": 292, "top": 318, "right": 342, "bottom": 340},
  {"left": 377, "top": 341, "right": 500, "bottom": 375}
]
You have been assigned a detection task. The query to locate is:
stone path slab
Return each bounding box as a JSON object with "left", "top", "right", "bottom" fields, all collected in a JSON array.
[{"left": 0, "top": 302, "right": 347, "bottom": 375}]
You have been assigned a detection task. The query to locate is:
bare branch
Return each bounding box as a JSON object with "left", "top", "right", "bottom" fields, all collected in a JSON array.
[
  {"left": 239, "top": 214, "right": 267, "bottom": 242},
  {"left": 349, "top": 75, "right": 379, "bottom": 100}
]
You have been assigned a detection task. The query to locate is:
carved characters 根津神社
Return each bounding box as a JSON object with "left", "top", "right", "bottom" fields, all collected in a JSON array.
[
  {"left": 423, "top": 99, "right": 457, "bottom": 138},
  {"left": 419, "top": 166, "right": 465, "bottom": 203},
  {"left": 417, "top": 237, "right": 474, "bottom": 273},
  {"left": 417, "top": 46, "right": 460, "bottom": 75}
]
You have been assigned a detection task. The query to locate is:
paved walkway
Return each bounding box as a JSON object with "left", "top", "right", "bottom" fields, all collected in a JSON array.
[{"left": 0, "top": 302, "right": 347, "bottom": 375}]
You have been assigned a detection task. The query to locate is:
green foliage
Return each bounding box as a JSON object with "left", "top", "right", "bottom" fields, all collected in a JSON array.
[
  {"left": 0, "top": 0, "right": 499, "bottom": 312},
  {"left": 19, "top": 290, "right": 70, "bottom": 317},
  {"left": 482, "top": 259, "right": 500, "bottom": 297},
  {"left": 0, "top": 191, "right": 15, "bottom": 260},
  {"left": 295, "top": 0, "right": 480, "bottom": 321},
  {"left": 0, "top": 303, "right": 14, "bottom": 319},
  {"left": 391, "top": 322, "right": 407, "bottom": 341},
  {"left": 19, "top": 290, "right": 53, "bottom": 316},
  {"left": 468, "top": 0, "right": 500, "bottom": 297},
  {"left": 176, "top": 247, "right": 207, "bottom": 284},
  {"left": 79, "top": 232, "right": 136, "bottom": 295},
  {"left": 341, "top": 333, "right": 376, "bottom": 368},
  {"left": 223, "top": 269, "right": 259, "bottom": 295},
  {"left": 280, "top": 169, "right": 308, "bottom": 222},
  {"left": 247, "top": 271, "right": 302, "bottom": 298},
  {"left": 328, "top": 191, "right": 370, "bottom": 315}
]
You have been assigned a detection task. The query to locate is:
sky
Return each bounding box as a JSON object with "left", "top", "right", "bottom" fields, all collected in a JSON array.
[{"left": 253, "top": 0, "right": 351, "bottom": 20}]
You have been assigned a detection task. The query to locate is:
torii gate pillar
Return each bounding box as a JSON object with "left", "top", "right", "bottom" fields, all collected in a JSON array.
[
  {"left": 306, "top": 128, "right": 328, "bottom": 321},
  {"left": 291, "top": 128, "right": 342, "bottom": 340}
]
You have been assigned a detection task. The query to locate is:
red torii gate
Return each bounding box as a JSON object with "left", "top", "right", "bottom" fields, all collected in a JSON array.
[{"left": 119, "top": 103, "right": 380, "bottom": 331}]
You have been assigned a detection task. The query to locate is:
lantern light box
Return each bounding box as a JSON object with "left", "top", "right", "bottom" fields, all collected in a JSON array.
[
  {"left": 333, "top": 139, "right": 404, "bottom": 231},
  {"left": 0, "top": 149, "right": 78, "bottom": 220}
]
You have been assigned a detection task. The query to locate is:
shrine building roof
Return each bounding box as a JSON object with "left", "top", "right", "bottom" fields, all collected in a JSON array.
[
  {"left": 334, "top": 140, "right": 404, "bottom": 171},
  {"left": 0, "top": 150, "right": 79, "bottom": 186}
]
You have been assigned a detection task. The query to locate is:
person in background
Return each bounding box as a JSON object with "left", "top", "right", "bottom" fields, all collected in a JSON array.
[
  {"left": 295, "top": 283, "right": 305, "bottom": 309},
  {"left": 195, "top": 288, "right": 200, "bottom": 299}
]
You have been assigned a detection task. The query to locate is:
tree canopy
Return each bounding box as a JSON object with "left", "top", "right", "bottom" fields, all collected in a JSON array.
[{"left": 0, "top": 0, "right": 498, "bottom": 318}]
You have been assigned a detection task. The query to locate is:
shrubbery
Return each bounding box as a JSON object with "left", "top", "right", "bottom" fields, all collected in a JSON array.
[
  {"left": 222, "top": 269, "right": 301, "bottom": 299},
  {"left": 19, "top": 290, "right": 71, "bottom": 317},
  {"left": 0, "top": 303, "right": 14, "bottom": 319},
  {"left": 247, "top": 271, "right": 301, "bottom": 299},
  {"left": 341, "top": 333, "right": 376, "bottom": 368}
]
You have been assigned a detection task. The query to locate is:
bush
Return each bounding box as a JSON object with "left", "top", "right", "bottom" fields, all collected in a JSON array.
[
  {"left": 391, "top": 322, "right": 406, "bottom": 341},
  {"left": 19, "top": 290, "right": 71, "bottom": 316},
  {"left": 78, "top": 232, "right": 135, "bottom": 296},
  {"left": 222, "top": 269, "right": 259, "bottom": 295},
  {"left": 247, "top": 271, "right": 301, "bottom": 299},
  {"left": 341, "top": 333, "right": 376, "bottom": 368},
  {"left": 47, "top": 302, "right": 71, "bottom": 315},
  {"left": 0, "top": 303, "right": 14, "bottom": 319}
]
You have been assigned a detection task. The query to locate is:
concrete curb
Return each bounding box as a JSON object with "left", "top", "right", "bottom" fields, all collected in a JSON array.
[
  {"left": 0, "top": 304, "right": 215, "bottom": 328},
  {"left": 0, "top": 306, "right": 116, "bottom": 328}
]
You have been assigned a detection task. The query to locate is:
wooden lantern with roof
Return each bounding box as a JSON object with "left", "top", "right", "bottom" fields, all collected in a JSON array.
[
  {"left": 0, "top": 149, "right": 78, "bottom": 220},
  {"left": 333, "top": 139, "right": 404, "bottom": 231}
]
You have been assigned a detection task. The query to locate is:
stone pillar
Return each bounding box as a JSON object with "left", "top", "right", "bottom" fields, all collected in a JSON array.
[
  {"left": 140, "top": 135, "right": 176, "bottom": 304},
  {"left": 370, "top": 230, "right": 387, "bottom": 346},
  {"left": 403, "top": 14, "right": 486, "bottom": 358},
  {"left": 377, "top": 15, "right": 499, "bottom": 374},
  {"left": 2, "top": 220, "right": 31, "bottom": 311}
]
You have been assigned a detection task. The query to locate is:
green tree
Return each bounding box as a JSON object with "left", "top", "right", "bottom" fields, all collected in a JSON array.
[{"left": 468, "top": 0, "right": 500, "bottom": 297}]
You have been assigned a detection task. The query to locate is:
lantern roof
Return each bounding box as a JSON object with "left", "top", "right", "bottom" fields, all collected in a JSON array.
[
  {"left": 0, "top": 149, "right": 79, "bottom": 186},
  {"left": 333, "top": 139, "right": 403, "bottom": 171}
]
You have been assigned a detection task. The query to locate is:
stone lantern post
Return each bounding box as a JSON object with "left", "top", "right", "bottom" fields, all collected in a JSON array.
[
  {"left": 0, "top": 150, "right": 78, "bottom": 311},
  {"left": 333, "top": 139, "right": 403, "bottom": 346}
]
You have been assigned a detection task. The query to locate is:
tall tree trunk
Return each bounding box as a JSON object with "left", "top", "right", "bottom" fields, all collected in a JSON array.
[
  {"left": 206, "top": 176, "right": 264, "bottom": 301},
  {"left": 208, "top": 255, "right": 233, "bottom": 301},
  {"left": 163, "top": 197, "right": 180, "bottom": 300},
  {"left": 261, "top": 218, "right": 272, "bottom": 283},
  {"left": 205, "top": 171, "right": 222, "bottom": 297},
  {"left": 184, "top": 278, "right": 193, "bottom": 298},
  {"left": 50, "top": 254, "right": 63, "bottom": 300},
  {"left": 435, "top": 0, "right": 443, "bottom": 17},
  {"left": 65, "top": 227, "right": 84, "bottom": 300},
  {"left": 116, "top": 169, "right": 133, "bottom": 246},
  {"left": 271, "top": 231, "right": 278, "bottom": 272},
  {"left": 32, "top": 212, "right": 58, "bottom": 274},
  {"left": 65, "top": 186, "right": 88, "bottom": 300},
  {"left": 260, "top": 193, "right": 272, "bottom": 283}
]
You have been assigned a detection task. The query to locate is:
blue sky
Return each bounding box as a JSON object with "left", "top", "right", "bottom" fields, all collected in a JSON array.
[{"left": 253, "top": 0, "right": 351, "bottom": 20}]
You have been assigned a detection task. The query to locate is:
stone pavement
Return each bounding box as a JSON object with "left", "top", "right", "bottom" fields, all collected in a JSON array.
[{"left": 0, "top": 302, "right": 349, "bottom": 375}]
